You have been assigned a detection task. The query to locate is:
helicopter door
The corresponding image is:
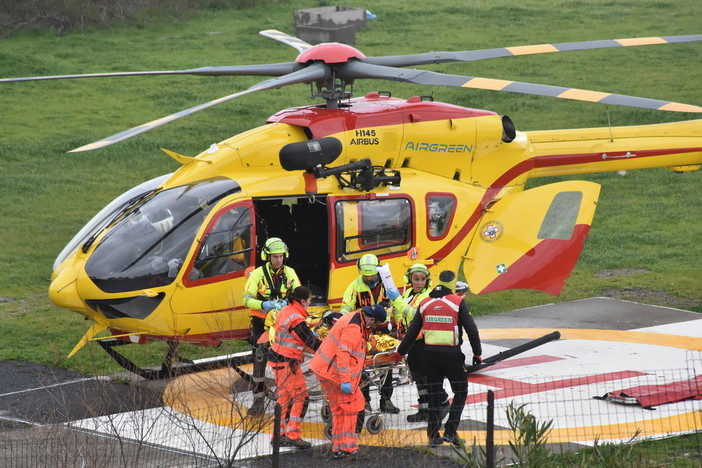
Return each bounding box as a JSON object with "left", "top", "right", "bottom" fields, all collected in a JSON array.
[
  {"left": 460, "top": 181, "right": 600, "bottom": 296},
  {"left": 253, "top": 196, "right": 330, "bottom": 303},
  {"left": 169, "top": 201, "right": 255, "bottom": 340}
]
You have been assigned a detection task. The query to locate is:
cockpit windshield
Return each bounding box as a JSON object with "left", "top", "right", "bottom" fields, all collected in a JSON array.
[{"left": 86, "top": 177, "right": 240, "bottom": 293}]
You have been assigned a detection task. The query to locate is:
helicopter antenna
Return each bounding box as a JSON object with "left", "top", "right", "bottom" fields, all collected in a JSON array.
[{"left": 606, "top": 109, "right": 614, "bottom": 142}]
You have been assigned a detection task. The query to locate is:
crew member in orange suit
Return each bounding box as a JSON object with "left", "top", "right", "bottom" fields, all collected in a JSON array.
[
  {"left": 309, "top": 304, "right": 387, "bottom": 459},
  {"left": 267, "top": 286, "right": 322, "bottom": 449}
]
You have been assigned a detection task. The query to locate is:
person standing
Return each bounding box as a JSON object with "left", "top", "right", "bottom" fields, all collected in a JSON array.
[
  {"left": 339, "top": 253, "right": 399, "bottom": 414},
  {"left": 387, "top": 263, "right": 448, "bottom": 423},
  {"left": 267, "top": 286, "right": 321, "bottom": 449},
  {"left": 309, "top": 304, "right": 387, "bottom": 459},
  {"left": 243, "top": 237, "right": 301, "bottom": 416},
  {"left": 393, "top": 270, "right": 482, "bottom": 446}
]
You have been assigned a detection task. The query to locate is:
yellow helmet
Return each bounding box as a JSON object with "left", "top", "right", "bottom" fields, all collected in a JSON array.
[
  {"left": 260, "top": 237, "right": 289, "bottom": 261},
  {"left": 356, "top": 253, "right": 379, "bottom": 276},
  {"left": 405, "top": 263, "right": 431, "bottom": 286}
]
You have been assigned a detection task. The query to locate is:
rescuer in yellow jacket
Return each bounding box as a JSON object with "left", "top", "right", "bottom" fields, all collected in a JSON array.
[
  {"left": 339, "top": 253, "right": 398, "bottom": 414},
  {"left": 394, "top": 270, "right": 482, "bottom": 447},
  {"left": 243, "top": 237, "right": 301, "bottom": 416}
]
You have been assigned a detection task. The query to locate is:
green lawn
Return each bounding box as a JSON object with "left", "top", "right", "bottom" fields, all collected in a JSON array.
[{"left": 0, "top": 0, "right": 700, "bottom": 375}]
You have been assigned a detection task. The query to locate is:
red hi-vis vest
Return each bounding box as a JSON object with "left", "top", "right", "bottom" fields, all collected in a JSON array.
[
  {"left": 419, "top": 295, "right": 463, "bottom": 346},
  {"left": 271, "top": 302, "right": 308, "bottom": 360}
]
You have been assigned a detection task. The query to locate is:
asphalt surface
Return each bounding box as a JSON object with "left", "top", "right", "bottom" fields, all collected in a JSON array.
[{"left": 1, "top": 297, "right": 700, "bottom": 467}]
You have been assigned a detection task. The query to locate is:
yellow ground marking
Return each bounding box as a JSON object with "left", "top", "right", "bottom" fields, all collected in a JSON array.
[
  {"left": 480, "top": 328, "right": 702, "bottom": 351},
  {"left": 462, "top": 77, "right": 513, "bottom": 91},
  {"left": 506, "top": 44, "right": 559, "bottom": 55},
  {"left": 164, "top": 329, "right": 702, "bottom": 448}
]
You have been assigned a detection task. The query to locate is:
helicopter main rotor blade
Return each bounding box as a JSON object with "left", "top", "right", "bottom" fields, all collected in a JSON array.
[
  {"left": 340, "top": 60, "right": 702, "bottom": 113},
  {"left": 0, "top": 63, "right": 305, "bottom": 83},
  {"left": 260, "top": 29, "right": 313, "bottom": 52},
  {"left": 69, "top": 62, "right": 330, "bottom": 152},
  {"left": 361, "top": 34, "right": 702, "bottom": 68}
]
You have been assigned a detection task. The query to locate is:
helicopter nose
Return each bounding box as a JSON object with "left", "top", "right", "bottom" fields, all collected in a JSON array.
[{"left": 49, "top": 267, "right": 87, "bottom": 311}]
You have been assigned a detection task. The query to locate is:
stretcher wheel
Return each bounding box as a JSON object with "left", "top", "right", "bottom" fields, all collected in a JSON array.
[
  {"left": 324, "top": 422, "right": 333, "bottom": 440},
  {"left": 321, "top": 402, "right": 331, "bottom": 423},
  {"left": 365, "top": 414, "right": 383, "bottom": 434}
]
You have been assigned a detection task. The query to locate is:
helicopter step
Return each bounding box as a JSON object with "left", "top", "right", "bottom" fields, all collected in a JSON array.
[{"left": 97, "top": 338, "right": 253, "bottom": 380}]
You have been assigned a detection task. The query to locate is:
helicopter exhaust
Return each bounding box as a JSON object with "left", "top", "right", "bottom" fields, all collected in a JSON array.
[{"left": 501, "top": 115, "right": 516, "bottom": 143}]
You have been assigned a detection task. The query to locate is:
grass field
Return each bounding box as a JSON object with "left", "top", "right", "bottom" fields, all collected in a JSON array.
[{"left": 0, "top": 0, "right": 700, "bottom": 375}]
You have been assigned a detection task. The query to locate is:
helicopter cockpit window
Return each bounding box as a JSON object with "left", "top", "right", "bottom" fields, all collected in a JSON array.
[
  {"left": 189, "top": 205, "right": 252, "bottom": 280},
  {"left": 86, "top": 178, "right": 240, "bottom": 293},
  {"left": 335, "top": 198, "right": 412, "bottom": 261},
  {"left": 427, "top": 194, "right": 456, "bottom": 239},
  {"left": 538, "top": 191, "right": 582, "bottom": 240}
]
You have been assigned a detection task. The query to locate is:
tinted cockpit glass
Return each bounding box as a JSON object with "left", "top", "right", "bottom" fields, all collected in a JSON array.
[{"left": 86, "top": 178, "right": 239, "bottom": 293}]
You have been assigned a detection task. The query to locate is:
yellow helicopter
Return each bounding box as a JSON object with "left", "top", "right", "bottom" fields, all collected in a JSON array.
[{"left": 3, "top": 30, "right": 700, "bottom": 378}]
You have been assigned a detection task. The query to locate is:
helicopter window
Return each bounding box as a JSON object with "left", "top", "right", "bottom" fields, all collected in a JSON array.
[
  {"left": 538, "top": 191, "right": 582, "bottom": 240},
  {"left": 189, "top": 205, "right": 252, "bottom": 280},
  {"left": 85, "top": 178, "right": 240, "bottom": 293},
  {"left": 427, "top": 194, "right": 456, "bottom": 239},
  {"left": 335, "top": 198, "right": 412, "bottom": 261}
]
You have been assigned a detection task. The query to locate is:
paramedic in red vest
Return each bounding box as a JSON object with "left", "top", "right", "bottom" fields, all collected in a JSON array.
[
  {"left": 387, "top": 263, "right": 448, "bottom": 423},
  {"left": 243, "top": 237, "right": 301, "bottom": 415},
  {"left": 267, "top": 286, "right": 322, "bottom": 449},
  {"left": 394, "top": 270, "right": 482, "bottom": 447},
  {"left": 309, "top": 304, "right": 387, "bottom": 459},
  {"left": 339, "top": 253, "right": 399, "bottom": 414}
]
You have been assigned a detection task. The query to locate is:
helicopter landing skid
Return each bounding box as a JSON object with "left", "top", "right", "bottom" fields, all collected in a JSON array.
[{"left": 97, "top": 338, "right": 253, "bottom": 380}]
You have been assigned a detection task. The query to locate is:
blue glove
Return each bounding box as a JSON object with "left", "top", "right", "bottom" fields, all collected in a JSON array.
[
  {"left": 340, "top": 382, "right": 353, "bottom": 394},
  {"left": 277, "top": 300, "right": 288, "bottom": 308},
  {"left": 386, "top": 288, "right": 400, "bottom": 300},
  {"left": 262, "top": 301, "right": 275, "bottom": 312}
]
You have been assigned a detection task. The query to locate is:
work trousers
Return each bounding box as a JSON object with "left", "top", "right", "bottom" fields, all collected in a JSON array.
[
  {"left": 250, "top": 317, "right": 268, "bottom": 400},
  {"left": 407, "top": 339, "right": 448, "bottom": 413},
  {"left": 269, "top": 360, "right": 309, "bottom": 440},
  {"left": 361, "top": 368, "right": 394, "bottom": 403},
  {"left": 318, "top": 379, "right": 365, "bottom": 454},
  {"left": 421, "top": 349, "right": 468, "bottom": 440}
]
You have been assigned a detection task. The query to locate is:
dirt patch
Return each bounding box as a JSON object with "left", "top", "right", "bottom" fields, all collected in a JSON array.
[
  {"left": 599, "top": 287, "right": 701, "bottom": 310},
  {"left": 595, "top": 268, "right": 649, "bottom": 278},
  {"left": 241, "top": 444, "right": 466, "bottom": 467}
]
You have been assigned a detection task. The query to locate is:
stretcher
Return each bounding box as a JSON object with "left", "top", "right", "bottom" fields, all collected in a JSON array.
[{"left": 320, "top": 349, "right": 408, "bottom": 438}]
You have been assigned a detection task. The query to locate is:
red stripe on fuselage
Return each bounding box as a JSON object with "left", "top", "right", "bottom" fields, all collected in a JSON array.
[{"left": 427, "top": 147, "right": 699, "bottom": 261}]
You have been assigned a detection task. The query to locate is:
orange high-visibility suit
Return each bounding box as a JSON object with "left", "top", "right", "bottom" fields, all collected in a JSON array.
[
  {"left": 309, "top": 310, "right": 370, "bottom": 456},
  {"left": 268, "top": 300, "right": 321, "bottom": 442}
]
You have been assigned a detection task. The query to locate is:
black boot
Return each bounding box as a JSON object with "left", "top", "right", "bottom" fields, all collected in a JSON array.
[
  {"left": 406, "top": 410, "right": 426, "bottom": 422},
  {"left": 249, "top": 397, "right": 266, "bottom": 416},
  {"left": 380, "top": 398, "right": 400, "bottom": 414}
]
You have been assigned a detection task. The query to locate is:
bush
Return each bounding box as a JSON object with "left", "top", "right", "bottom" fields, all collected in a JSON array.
[{"left": 0, "top": 0, "right": 275, "bottom": 38}]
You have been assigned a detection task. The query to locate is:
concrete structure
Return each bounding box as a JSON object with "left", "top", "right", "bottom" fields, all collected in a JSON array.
[{"left": 293, "top": 6, "right": 367, "bottom": 45}]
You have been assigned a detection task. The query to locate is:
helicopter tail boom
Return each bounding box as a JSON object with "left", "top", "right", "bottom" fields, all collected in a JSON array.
[{"left": 527, "top": 119, "right": 702, "bottom": 177}]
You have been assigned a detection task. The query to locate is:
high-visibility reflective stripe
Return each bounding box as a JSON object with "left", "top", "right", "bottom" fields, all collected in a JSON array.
[{"left": 421, "top": 296, "right": 462, "bottom": 346}]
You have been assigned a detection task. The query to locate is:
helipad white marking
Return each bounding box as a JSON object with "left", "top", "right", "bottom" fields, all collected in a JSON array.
[{"left": 68, "top": 314, "right": 702, "bottom": 460}]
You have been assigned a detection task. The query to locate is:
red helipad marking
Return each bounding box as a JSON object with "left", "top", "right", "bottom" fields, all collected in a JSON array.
[
  {"left": 479, "top": 354, "right": 564, "bottom": 371},
  {"left": 468, "top": 370, "right": 648, "bottom": 403}
]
